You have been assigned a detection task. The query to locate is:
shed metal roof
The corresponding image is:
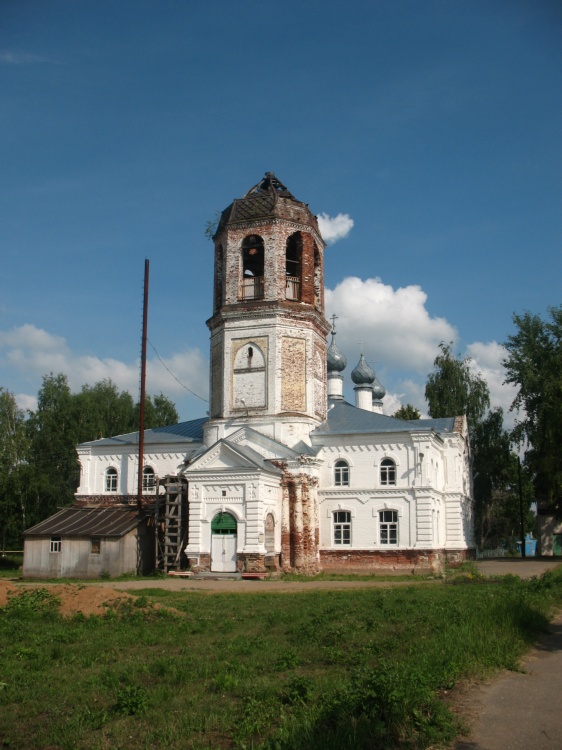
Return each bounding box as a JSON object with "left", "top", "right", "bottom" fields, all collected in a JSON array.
[{"left": 24, "top": 507, "right": 143, "bottom": 538}]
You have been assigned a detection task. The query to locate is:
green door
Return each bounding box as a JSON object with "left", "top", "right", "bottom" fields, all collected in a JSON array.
[{"left": 553, "top": 534, "right": 562, "bottom": 556}]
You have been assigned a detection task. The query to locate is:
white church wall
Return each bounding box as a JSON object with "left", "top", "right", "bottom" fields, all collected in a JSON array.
[{"left": 76, "top": 443, "right": 194, "bottom": 497}]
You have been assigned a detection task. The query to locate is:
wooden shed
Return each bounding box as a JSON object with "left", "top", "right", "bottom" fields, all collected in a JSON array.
[{"left": 23, "top": 507, "right": 154, "bottom": 579}]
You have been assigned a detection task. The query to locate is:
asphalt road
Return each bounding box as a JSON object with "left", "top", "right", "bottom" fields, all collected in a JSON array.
[{"left": 454, "top": 610, "right": 562, "bottom": 750}]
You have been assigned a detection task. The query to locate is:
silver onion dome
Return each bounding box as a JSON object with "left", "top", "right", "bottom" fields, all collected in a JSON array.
[
  {"left": 351, "top": 354, "right": 375, "bottom": 385},
  {"left": 372, "top": 375, "right": 386, "bottom": 400},
  {"left": 327, "top": 334, "right": 347, "bottom": 373}
]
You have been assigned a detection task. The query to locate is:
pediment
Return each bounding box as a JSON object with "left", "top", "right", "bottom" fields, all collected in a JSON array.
[
  {"left": 185, "top": 438, "right": 281, "bottom": 475},
  {"left": 226, "top": 426, "right": 299, "bottom": 460}
]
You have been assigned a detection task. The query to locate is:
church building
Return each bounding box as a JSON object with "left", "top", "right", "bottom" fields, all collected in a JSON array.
[{"left": 24, "top": 174, "right": 474, "bottom": 577}]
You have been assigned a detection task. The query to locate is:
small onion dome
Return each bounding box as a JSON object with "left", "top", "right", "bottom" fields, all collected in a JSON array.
[
  {"left": 372, "top": 375, "right": 386, "bottom": 400},
  {"left": 351, "top": 354, "right": 375, "bottom": 385},
  {"left": 327, "top": 335, "right": 347, "bottom": 373}
]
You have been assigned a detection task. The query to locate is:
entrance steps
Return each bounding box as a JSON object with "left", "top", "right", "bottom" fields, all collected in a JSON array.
[{"left": 192, "top": 571, "right": 242, "bottom": 580}]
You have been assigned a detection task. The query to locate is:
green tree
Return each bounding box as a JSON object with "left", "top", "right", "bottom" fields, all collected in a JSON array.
[
  {"left": 503, "top": 306, "right": 562, "bottom": 513},
  {"left": 0, "top": 389, "right": 30, "bottom": 548},
  {"left": 472, "top": 408, "right": 534, "bottom": 548},
  {"left": 134, "top": 392, "right": 179, "bottom": 430},
  {"left": 74, "top": 379, "right": 136, "bottom": 442},
  {"left": 392, "top": 404, "right": 421, "bottom": 420},
  {"left": 425, "top": 342, "right": 490, "bottom": 432},
  {"left": 27, "top": 374, "right": 80, "bottom": 516},
  {"left": 150, "top": 393, "right": 179, "bottom": 427}
]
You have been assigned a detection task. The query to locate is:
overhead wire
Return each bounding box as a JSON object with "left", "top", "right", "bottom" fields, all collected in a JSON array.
[{"left": 147, "top": 339, "right": 208, "bottom": 403}]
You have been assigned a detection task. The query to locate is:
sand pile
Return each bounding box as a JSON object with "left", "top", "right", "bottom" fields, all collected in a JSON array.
[{"left": 0, "top": 581, "right": 135, "bottom": 616}]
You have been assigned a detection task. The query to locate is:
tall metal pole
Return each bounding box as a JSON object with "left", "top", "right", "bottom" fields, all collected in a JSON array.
[
  {"left": 137, "top": 259, "right": 149, "bottom": 513},
  {"left": 518, "top": 455, "right": 526, "bottom": 559}
]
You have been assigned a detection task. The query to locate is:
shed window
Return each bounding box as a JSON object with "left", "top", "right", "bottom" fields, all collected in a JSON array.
[
  {"left": 90, "top": 538, "right": 101, "bottom": 554},
  {"left": 50, "top": 536, "right": 62, "bottom": 553}
]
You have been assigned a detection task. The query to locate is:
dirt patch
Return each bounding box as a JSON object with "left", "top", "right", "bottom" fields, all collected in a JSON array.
[{"left": 0, "top": 581, "right": 136, "bottom": 617}]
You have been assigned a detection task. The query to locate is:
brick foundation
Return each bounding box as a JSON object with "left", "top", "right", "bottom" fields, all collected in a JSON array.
[
  {"left": 319, "top": 548, "right": 473, "bottom": 574},
  {"left": 237, "top": 553, "right": 267, "bottom": 573}
]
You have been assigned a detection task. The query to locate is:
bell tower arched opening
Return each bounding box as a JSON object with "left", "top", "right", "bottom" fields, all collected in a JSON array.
[
  {"left": 240, "top": 235, "right": 264, "bottom": 300},
  {"left": 285, "top": 233, "right": 302, "bottom": 301}
]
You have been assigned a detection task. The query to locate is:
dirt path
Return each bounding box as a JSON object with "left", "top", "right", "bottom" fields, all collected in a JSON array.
[{"left": 454, "top": 611, "right": 562, "bottom": 750}]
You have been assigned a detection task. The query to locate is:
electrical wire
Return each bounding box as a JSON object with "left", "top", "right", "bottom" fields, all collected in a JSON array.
[{"left": 147, "top": 339, "right": 208, "bottom": 402}]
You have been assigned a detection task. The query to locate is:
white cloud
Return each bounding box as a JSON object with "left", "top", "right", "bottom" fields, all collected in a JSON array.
[
  {"left": 326, "top": 276, "right": 456, "bottom": 373},
  {"left": 15, "top": 393, "right": 37, "bottom": 412},
  {"left": 383, "top": 380, "right": 429, "bottom": 418},
  {"left": 466, "top": 340, "right": 519, "bottom": 428},
  {"left": 0, "top": 324, "right": 208, "bottom": 408},
  {"left": 317, "top": 212, "right": 354, "bottom": 244}
]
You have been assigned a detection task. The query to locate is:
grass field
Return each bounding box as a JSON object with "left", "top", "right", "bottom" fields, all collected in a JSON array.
[
  {"left": 1, "top": 568, "right": 561, "bottom": 749},
  {"left": 0, "top": 555, "right": 22, "bottom": 578}
]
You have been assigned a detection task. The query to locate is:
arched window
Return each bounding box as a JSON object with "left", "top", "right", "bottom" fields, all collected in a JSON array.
[
  {"left": 380, "top": 458, "right": 396, "bottom": 486},
  {"left": 142, "top": 466, "right": 156, "bottom": 492},
  {"left": 105, "top": 467, "right": 118, "bottom": 492},
  {"left": 285, "top": 233, "right": 302, "bottom": 300},
  {"left": 240, "top": 235, "right": 264, "bottom": 300},
  {"left": 379, "top": 510, "right": 398, "bottom": 545},
  {"left": 211, "top": 512, "right": 237, "bottom": 535},
  {"left": 333, "top": 511, "right": 351, "bottom": 545},
  {"left": 334, "top": 459, "right": 349, "bottom": 487}
]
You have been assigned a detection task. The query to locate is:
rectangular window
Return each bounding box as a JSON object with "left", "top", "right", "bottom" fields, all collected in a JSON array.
[
  {"left": 379, "top": 510, "right": 398, "bottom": 545},
  {"left": 90, "top": 538, "right": 101, "bottom": 555},
  {"left": 333, "top": 511, "right": 351, "bottom": 545},
  {"left": 50, "top": 536, "right": 62, "bottom": 553}
]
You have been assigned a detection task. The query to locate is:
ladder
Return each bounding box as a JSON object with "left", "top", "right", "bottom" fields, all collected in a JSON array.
[{"left": 156, "top": 475, "right": 188, "bottom": 573}]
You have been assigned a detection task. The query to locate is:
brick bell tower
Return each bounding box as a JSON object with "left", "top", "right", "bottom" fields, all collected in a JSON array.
[{"left": 204, "top": 173, "right": 331, "bottom": 448}]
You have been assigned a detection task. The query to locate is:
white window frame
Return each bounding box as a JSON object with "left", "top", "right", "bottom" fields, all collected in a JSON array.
[
  {"left": 379, "top": 510, "right": 398, "bottom": 545},
  {"left": 333, "top": 510, "right": 351, "bottom": 545},
  {"left": 334, "top": 460, "right": 350, "bottom": 487},
  {"left": 142, "top": 466, "right": 156, "bottom": 492},
  {"left": 105, "top": 467, "right": 118, "bottom": 492},
  {"left": 50, "top": 536, "right": 62, "bottom": 553},
  {"left": 380, "top": 458, "right": 396, "bottom": 486}
]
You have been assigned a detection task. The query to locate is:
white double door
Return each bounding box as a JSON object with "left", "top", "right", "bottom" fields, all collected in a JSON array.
[{"left": 211, "top": 533, "right": 237, "bottom": 572}]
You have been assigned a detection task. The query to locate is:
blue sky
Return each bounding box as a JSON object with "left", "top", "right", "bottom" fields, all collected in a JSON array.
[{"left": 1, "top": 0, "right": 561, "bottom": 425}]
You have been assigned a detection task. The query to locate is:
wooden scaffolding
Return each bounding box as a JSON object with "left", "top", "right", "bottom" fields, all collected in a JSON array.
[{"left": 155, "top": 475, "right": 188, "bottom": 573}]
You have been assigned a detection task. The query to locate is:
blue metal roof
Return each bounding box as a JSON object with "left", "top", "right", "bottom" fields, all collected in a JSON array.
[
  {"left": 311, "top": 399, "right": 456, "bottom": 439},
  {"left": 79, "top": 417, "right": 207, "bottom": 448},
  {"left": 151, "top": 417, "right": 207, "bottom": 440}
]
